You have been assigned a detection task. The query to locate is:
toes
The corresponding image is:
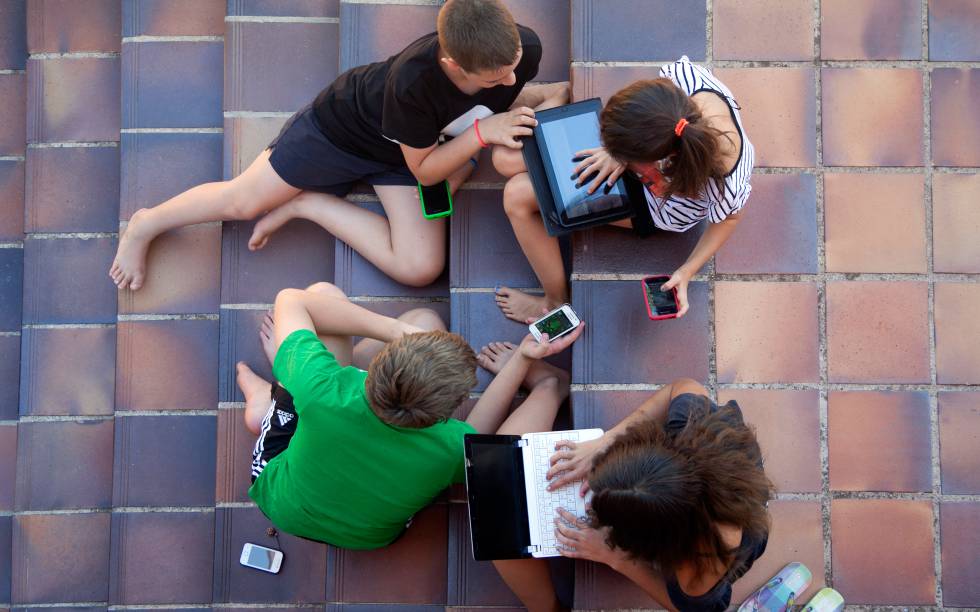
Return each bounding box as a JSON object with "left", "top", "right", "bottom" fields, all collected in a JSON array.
[
  {"left": 497, "top": 286, "right": 512, "bottom": 297},
  {"left": 129, "top": 277, "right": 143, "bottom": 291},
  {"left": 503, "top": 341, "right": 517, "bottom": 350}
]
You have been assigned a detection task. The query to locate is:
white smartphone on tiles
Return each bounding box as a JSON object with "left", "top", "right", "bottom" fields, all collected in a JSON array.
[
  {"left": 528, "top": 304, "right": 580, "bottom": 343},
  {"left": 240, "top": 542, "right": 283, "bottom": 574}
]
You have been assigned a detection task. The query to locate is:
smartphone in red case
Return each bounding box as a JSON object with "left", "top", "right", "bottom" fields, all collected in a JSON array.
[{"left": 642, "top": 275, "right": 679, "bottom": 320}]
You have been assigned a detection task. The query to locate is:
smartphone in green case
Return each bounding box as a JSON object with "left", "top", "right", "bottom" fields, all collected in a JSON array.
[{"left": 418, "top": 180, "right": 453, "bottom": 219}]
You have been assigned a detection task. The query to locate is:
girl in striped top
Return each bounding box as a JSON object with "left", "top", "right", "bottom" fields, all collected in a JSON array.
[{"left": 494, "top": 56, "right": 753, "bottom": 320}]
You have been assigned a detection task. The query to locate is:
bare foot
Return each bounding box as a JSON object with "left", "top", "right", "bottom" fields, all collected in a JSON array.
[
  {"left": 237, "top": 361, "right": 273, "bottom": 434},
  {"left": 259, "top": 311, "right": 276, "bottom": 366},
  {"left": 477, "top": 341, "right": 570, "bottom": 391},
  {"left": 109, "top": 209, "right": 154, "bottom": 291},
  {"left": 248, "top": 199, "right": 303, "bottom": 251},
  {"left": 495, "top": 286, "right": 555, "bottom": 324}
]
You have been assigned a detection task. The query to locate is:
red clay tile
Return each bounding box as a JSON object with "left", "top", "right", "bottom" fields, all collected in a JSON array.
[
  {"left": 731, "top": 500, "right": 825, "bottom": 604},
  {"left": 122, "top": 41, "right": 223, "bottom": 128},
  {"left": 0, "top": 335, "right": 19, "bottom": 421},
  {"left": 116, "top": 319, "right": 219, "bottom": 411},
  {"left": 571, "top": 65, "right": 658, "bottom": 104},
  {"left": 450, "top": 189, "right": 537, "bottom": 289},
  {"left": 228, "top": 0, "right": 338, "bottom": 17},
  {"left": 339, "top": 3, "right": 440, "bottom": 71},
  {"left": 22, "top": 236, "right": 117, "bottom": 324},
  {"left": 716, "top": 282, "right": 819, "bottom": 384},
  {"left": 821, "top": 0, "right": 921, "bottom": 59},
  {"left": 931, "top": 68, "right": 980, "bottom": 166},
  {"left": 933, "top": 173, "right": 980, "bottom": 273},
  {"left": 447, "top": 504, "right": 522, "bottom": 606},
  {"left": 506, "top": 0, "right": 570, "bottom": 82},
  {"left": 571, "top": 0, "right": 706, "bottom": 61},
  {"left": 930, "top": 0, "right": 980, "bottom": 60},
  {"left": 936, "top": 282, "right": 980, "bottom": 384},
  {"left": 719, "top": 390, "right": 821, "bottom": 493},
  {"left": 12, "top": 513, "right": 110, "bottom": 604},
  {"left": 224, "top": 115, "right": 288, "bottom": 179},
  {"left": 822, "top": 68, "right": 923, "bottom": 166},
  {"left": 939, "top": 392, "right": 980, "bottom": 494},
  {"left": 0, "top": 424, "right": 15, "bottom": 510},
  {"left": 940, "top": 502, "right": 980, "bottom": 605},
  {"left": 117, "top": 223, "right": 221, "bottom": 315},
  {"left": 714, "top": 0, "right": 813, "bottom": 60},
  {"left": 0, "top": 73, "right": 25, "bottom": 155},
  {"left": 572, "top": 223, "right": 704, "bottom": 275},
  {"left": 571, "top": 390, "right": 650, "bottom": 432},
  {"left": 19, "top": 326, "right": 115, "bottom": 417},
  {"left": 828, "top": 391, "right": 931, "bottom": 492},
  {"left": 328, "top": 504, "right": 447, "bottom": 604},
  {"left": 27, "top": 0, "right": 120, "bottom": 53},
  {"left": 716, "top": 173, "right": 818, "bottom": 274},
  {"left": 113, "top": 415, "right": 217, "bottom": 507},
  {"left": 826, "top": 281, "right": 930, "bottom": 383},
  {"left": 831, "top": 499, "right": 935, "bottom": 604},
  {"left": 24, "top": 145, "right": 119, "bottom": 233},
  {"left": 713, "top": 68, "right": 816, "bottom": 168},
  {"left": 0, "top": 515, "right": 9, "bottom": 602},
  {"left": 216, "top": 406, "right": 256, "bottom": 504},
  {"left": 123, "top": 0, "right": 225, "bottom": 36},
  {"left": 575, "top": 561, "right": 651, "bottom": 609},
  {"left": 0, "top": 160, "right": 25, "bottom": 241},
  {"left": 824, "top": 173, "right": 927, "bottom": 273},
  {"left": 26, "top": 57, "right": 120, "bottom": 143},
  {"left": 109, "top": 511, "right": 214, "bottom": 604},
  {"left": 0, "top": 248, "right": 23, "bottom": 331},
  {"left": 0, "top": 0, "right": 26, "bottom": 70}
]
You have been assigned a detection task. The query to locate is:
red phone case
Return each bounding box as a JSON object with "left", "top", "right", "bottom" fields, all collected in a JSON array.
[{"left": 641, "top": 275, "right": 679, "bottom": 320}]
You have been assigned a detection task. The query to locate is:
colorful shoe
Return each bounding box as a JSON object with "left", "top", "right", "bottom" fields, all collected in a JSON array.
[
  {"left": 737, "top": 562, "right": 812, "bottom": 612},
  {"left": 801, "top": 587, "right": 844, "bottom": 612}
]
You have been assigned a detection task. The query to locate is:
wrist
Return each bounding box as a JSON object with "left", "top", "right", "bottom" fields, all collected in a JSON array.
[{"left": 473, "top": 118, "right": 489, "bottom": 148}]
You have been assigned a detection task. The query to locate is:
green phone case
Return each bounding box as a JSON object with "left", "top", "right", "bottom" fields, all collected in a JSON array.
[{"left": 418, "top": 180, "right": 453, "bottom": 219}]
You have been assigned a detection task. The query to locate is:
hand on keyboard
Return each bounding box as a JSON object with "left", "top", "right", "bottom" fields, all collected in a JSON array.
[
  {"left": 553, "top": 507, "right": 619, "bottom": 566},
  {"left": 546, "top": 436, "right": 607, "bottom": 492}
]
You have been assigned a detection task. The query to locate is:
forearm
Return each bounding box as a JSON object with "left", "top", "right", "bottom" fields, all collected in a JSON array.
[
  {"left": 599, "top": 383, "right": 674, "bottom": 445},
  {"left": 679, "top": 215, "right": 740, "bottom": 276},
  {"left": 512, "top": 82, "right": 568, "bottom": 109},
  {"left": 609, "top": 557, "right": 679, "bottom": 612},
  {"left": 414, "top": 129, "right": 484, "bottom": 185},
  {"left": 273, "top": 289, "right": 403, "bottom": 349},
  {"left": 465, "top": 353, "right": 534, "bottom": 434}
]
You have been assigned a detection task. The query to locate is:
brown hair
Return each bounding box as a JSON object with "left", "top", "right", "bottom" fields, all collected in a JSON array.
[
  {"left": 601, "top": 79, "right": 733, "bottom": 199},
  {"left": 437, "top": 0, "right": 520, "bottom": 73},
  {"left": 588, "top": 400, "right": 773, "bottom": 580},
  {"left": 365, "top": 330, "right": 477, "bottom": 428}
]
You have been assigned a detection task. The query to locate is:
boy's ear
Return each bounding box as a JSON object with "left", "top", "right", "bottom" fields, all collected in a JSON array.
[{"left": 440, "top": 55, "right": 463, "bottom": 73}]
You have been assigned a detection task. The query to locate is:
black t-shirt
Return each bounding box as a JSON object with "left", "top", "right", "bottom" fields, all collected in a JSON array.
[{"left": 313, "top": 25, "right": 542, "bottom": 167}]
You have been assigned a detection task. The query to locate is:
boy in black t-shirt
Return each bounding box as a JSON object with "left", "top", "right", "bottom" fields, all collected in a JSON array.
[{"left": 110, "top": 0, "right": 569, "bottom": 291}]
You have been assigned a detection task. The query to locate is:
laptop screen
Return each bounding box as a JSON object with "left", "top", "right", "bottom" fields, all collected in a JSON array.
[{"left": 465, "top": 435, "right": 531, "bottom": 560}]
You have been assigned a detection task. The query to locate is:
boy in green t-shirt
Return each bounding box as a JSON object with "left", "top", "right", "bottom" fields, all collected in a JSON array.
[{"left": 235, "top": 281, "right": 582, "bottom": 550}]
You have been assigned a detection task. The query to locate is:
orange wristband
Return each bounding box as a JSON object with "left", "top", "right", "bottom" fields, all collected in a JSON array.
[{"left": 474, "top": 118, "right": 488, "bottom": 149}]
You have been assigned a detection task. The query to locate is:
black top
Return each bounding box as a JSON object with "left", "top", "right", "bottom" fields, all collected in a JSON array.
[
  {"left": 662, "top": 393, "right": 769, "bottom": 612},
  {"left": 313, "top": 25, "right": 542, "bottom": 166}
]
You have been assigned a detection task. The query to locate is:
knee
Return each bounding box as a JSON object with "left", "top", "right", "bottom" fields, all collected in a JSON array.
[
  {"left": 502, "top": 175, "right": 537, "bottom": 218},
  {"left": 393, "top": 257, "right": 444, "bottom": 288},
  {"left": 491, "top": 145, "right": 525, "bottom": 177},
  {"left": 225, "top": 181, "right": 265, "bottom": 220},
  {"left": 399, "top": 307, "right": 446, "bottom": 332},
  {"left": 304, "top": 281, "right": 347, "bottom": 299}
]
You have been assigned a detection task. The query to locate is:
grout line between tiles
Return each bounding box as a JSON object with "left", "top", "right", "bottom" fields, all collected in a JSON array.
[
  {"left": 25, "top": 232, "right": 115, "bottom": 239},
  {"left": 120, "top": 127, "right": 223, "bottom": 134},
  {"left": 0, "top": 155, "right": 25, "bottom": 161},
  {"left": 122, "top": 35, "right": 224, "bottom": 43},
  {"left": 224, "top": 111, "right": 293, "bottom": 118},
  {"left": 26, "top": 141, "right": 118, "bottom": 148},
  {"left": 117, "top": 313, "right": 219, "bottom": 321},
  {"left": 0, "top": 242, "right": 24, "bottom": 248},
  {"left": 225, "top": 15, "right": 340, "bottom": 23},
  {"left": 0, "top": 68, "right": 26, "bottom": 74},
  {"left": 341, "top": 0, "right": 442, "bottom": 5},
  {"left": 28, "top": 52, "right": 119, "bottom": 59},
  {"left": 115, "top": 410, "right": 218, "bottom": 417},
  {"left": 18, "top": 415, "right": 113, "bottom": 422}
]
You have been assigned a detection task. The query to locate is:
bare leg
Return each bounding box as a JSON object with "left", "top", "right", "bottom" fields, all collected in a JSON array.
[
  {"left": 351, "top": 307, "right": 447, "bottom": 369},
  {"left": 237, "top": 362, "right": 273, "bottom": 434},
  {"left": 492, "top": 559, "right": 563, "bottom": 612},
  {"left": 110, "top": 149, "right": 301, "bottom": 291},
  {"left": 477, "top": 342, "right": 570, "bottom": 392}
]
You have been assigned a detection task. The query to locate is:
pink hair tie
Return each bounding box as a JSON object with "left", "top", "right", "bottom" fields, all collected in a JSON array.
[{"left": 674, "top": 118, "right": 689, "bottom": 137}]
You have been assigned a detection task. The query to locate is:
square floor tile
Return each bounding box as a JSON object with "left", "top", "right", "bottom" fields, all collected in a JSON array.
[
  {"left": 327, "top": 504, "right": 447, "bottom": 604},
  {"left": 936, "top": 282, "right": 980, "bottom": 384},
  {"left": 113, "top": 415, "right": 217, "bottom": 507},
  {"left": 26, "top": 57, "right": 120, "bottom": 143},
  {"left": 571, "top": 280, "right": 709, "bottom": 384},
  {"left": 713, "top": 0, "right": 813, "bottom": 60},
  {"left": 228, "top": 0, "right": 338, "bottom": 17},
  {"left": 212, "top": 506, "right": 326, "bottom": 603},
  {"left": 822, "top": 68, "right": 923, "bottom": 166},
  {"left": 109, "top": 511, "right": 214, "bottom": 604},
  {"left": 571, "top": 0, "right": 706, "bottom": 61},
  {"left": 0, "top": 160, "right": 24, "bottom": 242},
  {"left": 715, "top": 174, "right": 817, "bottom": 273},
  {"left": 0, "top": 0, "right": 26, "bottom": 70},
  {"left": 19, "top": 326, "right": 115, "bottom": 416},
  {"left": 939, "top": 392, "right": 980, "bottom": 494},
  {"left": 224, "top": 115, "right": 287, "bottom": 179},
  {"left": 824, "top": 173, "right": 926, "bottom": 273},
  {"left": 933, "top": 173, "right": 980, "bottom": 273},
  {"left": 716, "top": 282, "right": 819, "bottom": 384},
  {"left": 931, "top": 68, "right": 980, "bottom": 166},
  {"left": 116, "top": 319, "right": 219, "bottom": 411},
  {"left": 15, "top": 419, "right": 114, "bottom": 510},
  {"left": 25, "top": 145, "right": 119, "bottom": 233},
  {"left": 0, "top": 334, "right": 20, "bottom": 420},
  {"left": 446, "top": 505, "right": 522, "bottom": 607},
  {"left": 571, "top": 64, "right": 659, "bottom": 103},
  {"left": 120, "top": 131, "right": 223, "bottom": 219},
  {"left": 571, "top": 390, "right": 650, "bottom": 432},
  {"left": 718, "top": 390, "right": 821, "bottom": 493},
  {"left": 828, "top": 391, "right": 931, "bottom": 492},
  {"left": 574, "top": 561, "right": 651, "bottom": 609},
  {"left": 27, "top": 0, "right": 120, "bottom": 53},
  {"left": 122, "top": 41, "right": 223, "bottom": 128},
  {"left": 12, "top": 513, "right": 110, "bottom": 604},
  {"left": 219, "top": 308, "right": 273, "bottom": 402},
  {"left": 930, "top": 0, "right": 980, "bottom": 60},
  {"left": 450, "top": 189, "right": 536, "bottom": 289},
  {"left": 216, "top": 406, "right": 256, "bottom": 503},
  {"left": 226, "top": 21, "right": 339, "bottom": 111},
  {"left": 731, "top": 500, "right": 825, "bottom": 603},
  {"left": 572, "top": 223, "right": 704, "bottom": 276},
  {"left": 713, "top": 68, "right": 816, "bottom": 168},
  {"left": 123, "top": 0, "right": 225, "bottom": 36},
  {"left": 940, "top": 502, "right": 980, "bottom": 605},
  {"left": 339, "top": 3, "right": 438, "bottom": 71},
  {"left": 0, "top": 73, "right": 25, "bottom": 155},
  {"left": 831, "top": 499, "right": 935, "bottom": 604},
  {"left": 22, "top": 236, "right": 117, "bottom": 324},
  {"left": 117, "top": 223, "right": 221, "bottom": 315},
  {"left": 506, "top": 0, "right": 570, "bottom": 83},
  {"left": 821, "top": 0, "right": 921, "bottom": 59},
  {"left": 221, "top": 219, "right": 335, "bottom": 305},
  {"left": 827, "top": 281, "right": 930, "bottom": 383},
  {"left": 0, "top": 515, "right": 9, "bottom": 602},
  {"left": 0, "top": 424, "right": 15, "bottom": 511},
  {"left": 0, "top": 248, "right": 23, "bottom": 330}
]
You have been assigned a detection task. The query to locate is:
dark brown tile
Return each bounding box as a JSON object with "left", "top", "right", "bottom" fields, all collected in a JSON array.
[
  {"left": 572, "top": 223, "right": 704, "bottom": 275},
  {"left": 933, "top": 173, "right": 980, "bottom": 273},
  {"left": 450, "top": 189, "right": 537, "bottom": 289},
  {"left": 828, "top": 391, "right": 932, "bottom": 492},
  {"left": 0, "top": 0, "right": 26, "bottom": 70},
  {"left": 12, "top": 513, "right": 110, "bottom": 604},
  {"left": 15, "top": 420, "right": 113, "bottom": 511},
  {"left": 821, "top": 0, "right": 921, "bottom": 59},
  {"left": 27, "top": 0, "right": 120, "bottom": 53},
  {"left": 224, "top": 115, "right": 288, "bottom": 179},
  {"left": 24, "top": 145, "right": 119, "bottom": 233},
  {"left": 939, "top": 392, "right": 980, "bottom": 494},
  {"left": 122, "top": 41, "right": 222, "bottom": 128},
  {"left": 446, "top": 504, "right": 522, "bottom": 607},
  {"left": 506, "top": 0, "right": 569, "bottom": 82},
  {"left": 113, "top": 415, "right": 216, "bottom": 507},
  {"left": 0, "top": 160, "right": 25, "bottom": 241},
  {"left": 713, "top": 0, "right": 813, "bottom": 60},
  {"left": 216, "top": 406, "right": 256, "bottom": 504},
  {"left": 0, "top": 248, "right": 23, "bottom": 331},
  {"left": 831, "top": 499, "right": 935, "bottom": 604},
  {"left": 0, "top": 73, "right": 25, "bottom": 156},
  {"left": 571, "top": 390, "right": 650, "bottom": 432},
  {"left": 930, "top": 0, "right": 980, "bottom": 60},
  {"left": 115, "top": 319, "right": 219, "bottom": 411},
  {"left": 0, "top": 424, "right": 15, "bottom": 511},
  {"left": 123, "top": 0, "right": 225, "bottom": 36},
  {"left": 109, "top": 511, "right": 214, "bottom": 604},
  {"left": 571, "top": 64, "right": 658, "bottom": 104},
  {"left": 571, "top": 0, "right": 706, "bottom": 61},
  {"left": 936, "top": 282, "right": 980, "bottom": 384},
  {"left": 339, "top": 3, "right": 438, "bottom": 71},
  {"left": 0, "top": 515, "right": 9, "bottom": 603},
  {"left": 931, "top": 68, "right": 980, "bottom": 166},
  {"left": 218, "top": 308, "right": 274, "bottom": 403},
  {"left": 26, "top": 57, "right": 120, "bottom": 143},
  {"left": 940, "top": 501, "right": 980, "bottom": 605},
  {"left": 19, "top": 326, "right": 115, "bottom": 417},
  {"left": 0, "top": 334, "right": 19, "bottom": 420},
  {"left": 22, "top": 236, "right": 117, "bottom": 324}
]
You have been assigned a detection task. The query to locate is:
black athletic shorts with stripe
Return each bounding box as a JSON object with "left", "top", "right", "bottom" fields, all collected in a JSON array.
[{"left": 251, "top": 384, "right": 299, "bottom": 483}]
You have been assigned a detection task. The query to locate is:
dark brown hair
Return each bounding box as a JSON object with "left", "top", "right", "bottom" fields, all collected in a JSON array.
[
  {"left": 601, "top": 79, "right": 733, "bottom": 199},
  {"left": 437, "top": 0, "right": 520, "bottom": 72},
  {"left": 588, "top": 401, "right": 772, "bottom": 580},
  {"left": 365, "top": 330, "right": 477, "bottom": 428}
]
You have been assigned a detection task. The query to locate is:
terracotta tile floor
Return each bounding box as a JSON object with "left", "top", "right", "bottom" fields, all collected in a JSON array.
[{"left": 2, "top": 0, "right": 979, "bottom": 608}]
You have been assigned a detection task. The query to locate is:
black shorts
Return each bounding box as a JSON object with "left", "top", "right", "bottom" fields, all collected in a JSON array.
[
  {"left": 251, "top": 384, "right": 299, "bottom": 483},
  {"left": 630, "top": 196, "right": 660, "bottom": 237},
  {"left": 268, "top": 104, "right": 417, "bottom": 196}
]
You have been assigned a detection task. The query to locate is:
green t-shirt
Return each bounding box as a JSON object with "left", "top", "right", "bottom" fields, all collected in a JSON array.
[{"left": 248, "top": 329, "right": 475, "bottom": 549}]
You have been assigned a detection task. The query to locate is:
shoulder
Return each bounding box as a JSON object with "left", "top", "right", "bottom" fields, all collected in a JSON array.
[
  {"left": 386, "top": 32, "right": 440, "bottom": 99},
  {"left": 517, "top": 24, "right": 542, "bottom": 50}
]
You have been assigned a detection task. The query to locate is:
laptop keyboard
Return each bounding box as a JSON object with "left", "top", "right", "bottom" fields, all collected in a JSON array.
[{"left": 529, "top": 430, "right": 588, "bottom": 556}]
